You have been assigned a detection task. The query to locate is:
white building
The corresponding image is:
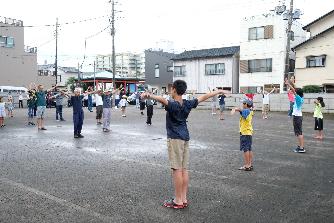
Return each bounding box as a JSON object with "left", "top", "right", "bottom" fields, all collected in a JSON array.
[
  {"left": 239, "top": 13, "right": 307, "bottom": 93},
  {"left": 37, "top": 65, "right": 80, "bottom": 87},
  {"left": 172, "top": 46, "right": 240, "bottom": 93},
  {"left": 294, "top": 10, "right": 334, "bottom": 92},
  {"left": 95, "top": 52, "right": 145, "bottom": 78}
]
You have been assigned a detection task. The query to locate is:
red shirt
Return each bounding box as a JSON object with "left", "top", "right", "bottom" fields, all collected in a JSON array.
[{"left": 245, "top": 93, "right": 255, "bottom": 100}]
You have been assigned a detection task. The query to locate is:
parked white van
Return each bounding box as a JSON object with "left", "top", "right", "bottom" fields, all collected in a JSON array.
[{"left": 0, "top": 86, "right": 28, "bottom": 95}]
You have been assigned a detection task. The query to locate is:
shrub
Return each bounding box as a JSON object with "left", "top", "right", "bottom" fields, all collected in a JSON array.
[{"left": 302, "top": 85, "right": 322, "bottom": 93}]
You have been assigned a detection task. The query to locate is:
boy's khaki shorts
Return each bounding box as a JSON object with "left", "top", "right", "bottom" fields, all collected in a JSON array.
[{"left": 167, "top": 139, "right": 189, "bottom": 169}]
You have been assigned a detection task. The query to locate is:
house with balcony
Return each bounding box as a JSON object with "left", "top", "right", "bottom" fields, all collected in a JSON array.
[
  {"left": 171, "top": 46, "right": 240, "bottom": 93},
  {"left": 294, "top": 10, "right": 334, "bottom": 92},
  {"left": 239, "top": 13, "right": 306, "bottom": 93},
  {"left": 0, "top": 17, "right": 40, "bottom": 87}
]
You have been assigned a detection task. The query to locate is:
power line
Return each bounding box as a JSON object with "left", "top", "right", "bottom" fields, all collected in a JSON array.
[{"left": 0, "top": 15, "right": 108, "bottom": 28}]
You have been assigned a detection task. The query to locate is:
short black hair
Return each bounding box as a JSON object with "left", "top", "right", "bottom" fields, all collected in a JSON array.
[
  {"left": 172, "top": 80, "right": 187, "bottom": 95},
  {"left": 296, "top": 88, "right": 303, "bottom": 98},
  {"left": 317, "top": 97, "right": 325, "bottom": 107}
]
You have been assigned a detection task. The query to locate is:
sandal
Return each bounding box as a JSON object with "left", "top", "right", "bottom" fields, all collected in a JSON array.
[
  {"left": 163, "top": 198, "right": 184, "bottom": 209},
  {"left": 244, "top": 167, "right": 252, "bottom": 171}
]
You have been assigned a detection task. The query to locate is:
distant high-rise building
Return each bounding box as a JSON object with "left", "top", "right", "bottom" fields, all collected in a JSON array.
[{"left": 95, "top": 52, "right": 145, "bottom": 78}]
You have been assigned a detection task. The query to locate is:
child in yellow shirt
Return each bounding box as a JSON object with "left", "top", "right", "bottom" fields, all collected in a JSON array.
[{"left": 234, "top": 99, "right": 254, "bottom": 171}]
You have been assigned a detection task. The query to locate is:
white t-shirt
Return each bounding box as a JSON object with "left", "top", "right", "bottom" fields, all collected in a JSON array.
[
  {"left": 262, "top": 94, "right": 270, "bottom": 105},
  {"left": 119, "top": 99, "right": 127, "bottom": 107},
  {"left": 95, "top": 94, "right": 103, "bottom": 106},
  {"left": 115, "top": 94, "right": 120, "bottom": 100},
  {"left": 19, "top": 95, "right": 23, "bottom": 100}
]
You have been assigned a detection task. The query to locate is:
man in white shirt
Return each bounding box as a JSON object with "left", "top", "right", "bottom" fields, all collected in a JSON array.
[
  {"left": 95, "top": 91, "right": 103, "bottom": 124},
  {"left": 18, "top": 92, "right": 24, "bottom": 108},
  {"left": 262, "top": 87, "right": 275, "bottom": 119}
]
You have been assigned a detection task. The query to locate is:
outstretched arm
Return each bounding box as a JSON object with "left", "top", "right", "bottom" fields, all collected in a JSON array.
[
  {"left": 269, "top": 87, "right": 276, "bottom": 94},
  {"left": 141, "top": 92, "right": 168, "bottom": 106},
  {"left": 197, "top": 89, "right": 230, "bottom": 103}
]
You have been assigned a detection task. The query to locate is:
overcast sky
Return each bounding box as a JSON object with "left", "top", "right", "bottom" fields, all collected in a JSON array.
[{"left": 1, "top": 0, "right": 333, "bottom": 70}]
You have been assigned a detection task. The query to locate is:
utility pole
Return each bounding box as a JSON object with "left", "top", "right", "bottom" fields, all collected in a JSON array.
[
  {"left": 55, "top": 18, "right": 58, "bottom": 86},
  {"left": 135, "top": 58, "right": 138, "bottom": 91},
  {"left": 110, "top": 0, "right": 116, "bottom": 91},
  {"left": 284, "top": 0, "right": 294, "bottom": 86}
]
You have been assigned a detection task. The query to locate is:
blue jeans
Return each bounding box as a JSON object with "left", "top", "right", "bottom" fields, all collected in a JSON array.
[
  {"left": 56, "top": 105, "right": 63, "bottom": 120},
  {"left": 73, "top": 110, "right": 84, "bottom": 134},
  {"left": 288, "top": 102, "right": 294, "bottom": 116},
  {"left": 88, "top": 95, "right": 93, "bottom": 111}
]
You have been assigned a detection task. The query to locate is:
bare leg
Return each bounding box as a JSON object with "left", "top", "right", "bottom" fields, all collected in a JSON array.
[
  {"left": 319, "top": 130, "right": 324, "bottom": 139},
  {"left": 297, "top": 135, "right": 304, "bottom": 148},
  {"left": 249, "top": 151, "right": 253, "bottom": 166},
  {"left": 172, "top": 169, "right": 184, "bottom": 205},
  {"left": 181, "top": 169, "right": 189, "bottom": 204}
]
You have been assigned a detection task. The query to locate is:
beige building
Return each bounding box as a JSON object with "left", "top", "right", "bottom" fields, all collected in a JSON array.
[
  {"left": 294, "top": 10, "right": 334, "bottom": 92},
  {"left": 0, "top": 17, "right": 42, "bottom": 87}
]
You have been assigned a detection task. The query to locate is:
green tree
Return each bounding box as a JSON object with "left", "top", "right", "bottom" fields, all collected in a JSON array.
[
  {"left": 302, "top": 85, "right": 322, "bottom": 93},
  {"left": 65, "top": 77, "right": 77, "bottom": 92}
]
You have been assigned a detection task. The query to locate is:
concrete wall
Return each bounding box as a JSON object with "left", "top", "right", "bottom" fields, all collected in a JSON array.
[
  {"left": 194, "top": 93, "right": 334, "bottom": 114},
  {"left": 295, "top": 30, "right": 334, "bottom": 88},
  {"left": 0, "top": 22, "right": 38, "bottom": 87},
  {"left": 174, "top": 57, "right": 235, "bottom": 93}
]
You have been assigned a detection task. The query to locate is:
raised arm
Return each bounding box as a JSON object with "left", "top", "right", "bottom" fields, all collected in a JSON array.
[
  {"left": 269, "top": 87, "right": 276, "bottom": 94},
  {"left": 141, "top": 92, "right": 168, "bottom": 106},
  {"left": 285, "top": 78, "right": 296, "bottom": 95},
  {"left": 197, "top": 89, "right": 230, "bottom": 103}
]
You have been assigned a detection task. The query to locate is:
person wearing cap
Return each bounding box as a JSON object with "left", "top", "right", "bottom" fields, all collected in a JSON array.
[{"left": 233, "top": 98, "right": 254, "bottom": 171}]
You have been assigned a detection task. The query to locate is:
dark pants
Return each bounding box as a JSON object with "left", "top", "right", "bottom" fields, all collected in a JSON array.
[
  {"left": 88, "top": 95, "right": 93, "bottom": 111},
  {"left": 115, "top": 99, "right": 120, "bottom": 108},
  {"left": 19, "top": 100, "right": 23, "bottom": 108},
  {"left": 34, "top": 105, "right": 37, "bottom": 116},
  {"left": 146, "top": 105, "right": 153, "bottom": 124},
  {"left": 56, "top": 105, "right": 63, "bottom": 120},
  {"left": 73, "top": 110, "right": 84, "bottom": 134}
]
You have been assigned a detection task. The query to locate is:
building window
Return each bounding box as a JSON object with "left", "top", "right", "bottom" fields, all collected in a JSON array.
[
  {"left": 248, "top": 59, "right": 272, "bottom": 72},
  {"left": 0, "top": 36, "right": 6, "bottom": 47},
  {"left": 306, "top": 55, "right": 326, "bottom": 67},
  {"left": 167, "top": 66, "right": 173, "bottom": 72},
  {"left": 155, "top": 64, "right": 159, "bottom": 78},
  {"left": 249, "top": 27, "right": 264, "bottom": 40},
  {"left": 6, "top": 37, "right": 14, "bottom": 48},
  {"left": 205, "top": 63, "right": 225, "bottom": 75},
  {"left": 174, "top": 66, "right": 186, "bottom": 77}
]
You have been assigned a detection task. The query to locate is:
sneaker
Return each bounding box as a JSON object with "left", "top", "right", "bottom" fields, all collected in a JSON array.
[
  {"left": 56, "top": 119, "right": 60, "bottom": 121},
  {"left": 60, "top": 119, "right": 66, "bottom": 121},
  {"left": 31, "top": 122, "right": 35, "bottom": 125},
  {"left": 163, "top": 198, "right": 184, "bottom": 209},
  {"left": 40, "top": 127, "right": 47, "bottom": 130},
  {"left": 78, "top": 134, "right": 84, "bottom": 138},
  {"left": 74, "top": 134, "right": 79, "bottom": 138},
  {"left": 298, "top": 148, "right": 306, "bottom": 153},
  {"left": 293, "top": 146, "right": 300, "bottom": 153}
]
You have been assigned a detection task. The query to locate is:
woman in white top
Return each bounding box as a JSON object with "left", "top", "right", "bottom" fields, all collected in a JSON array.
[{"left": 261, "top": 87, "right": 275, "bottom": 119}]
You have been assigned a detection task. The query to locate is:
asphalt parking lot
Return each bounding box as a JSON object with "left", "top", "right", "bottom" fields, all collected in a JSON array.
[{"left": 0, "top": 106, "right": 333, "bottom": 223}]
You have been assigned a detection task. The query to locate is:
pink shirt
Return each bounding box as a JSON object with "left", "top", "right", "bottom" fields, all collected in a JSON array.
[{"left": 288, "top": 91, "right": 295, "bottom": 102}]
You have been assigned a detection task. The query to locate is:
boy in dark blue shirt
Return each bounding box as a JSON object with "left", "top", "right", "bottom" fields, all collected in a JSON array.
[{"left": 141, "top": 80, "right": 229, "bottom": 209}]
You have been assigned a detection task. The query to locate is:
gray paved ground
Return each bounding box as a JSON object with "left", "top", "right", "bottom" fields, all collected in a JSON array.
[{"left": 0, "top": 106, "right": 333, "bottom": 223}]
